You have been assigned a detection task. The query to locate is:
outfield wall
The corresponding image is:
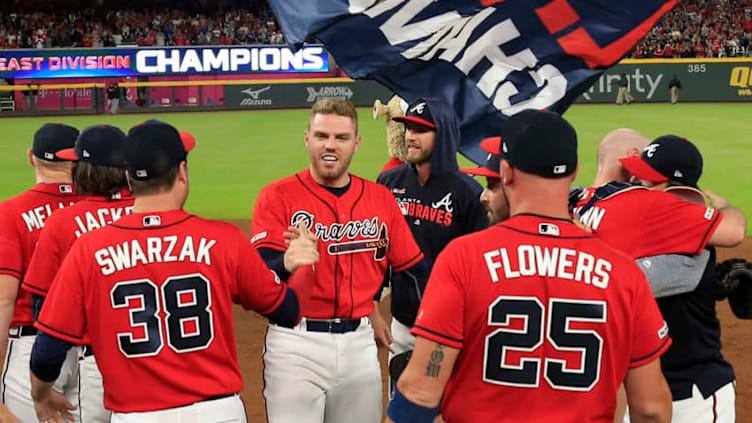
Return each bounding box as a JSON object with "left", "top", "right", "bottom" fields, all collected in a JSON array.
[
  {"left": 2, "top": 58, "right": 751, "bottom": 116},
  {"left": 576, "top": 58, "right": 752, "bottom": 103}
]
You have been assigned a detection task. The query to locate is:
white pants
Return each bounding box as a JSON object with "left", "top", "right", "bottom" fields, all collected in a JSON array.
[
  {"left": 388, "top": 319, "right": 416, "bottom": 398},
  {"left": 111, "top": 394, "right": 245, "bottom": 423},
  {"left": 624, "top": 382, "right": 735, "bottom": 423},
  {"left": 108, "top": 98, "right": 119, "bottom": 114},
  {"left": 263, "top": 318, "right": 382, "bottom": 423},
  {"left": 79, "top": 354, "right": 110, "bottom": 423},
  {"left": 1, "top": 334, "right": 80, "bottom": 423}
]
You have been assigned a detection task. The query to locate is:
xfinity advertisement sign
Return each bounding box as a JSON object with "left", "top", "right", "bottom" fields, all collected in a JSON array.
[{"left": 0, "top": 46, "right": 329, "bottom": 78}]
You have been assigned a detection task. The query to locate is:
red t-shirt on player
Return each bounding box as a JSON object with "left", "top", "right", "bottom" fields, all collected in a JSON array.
[
  {"left": 24, "top": 191, "right": 135, "bottom": 296},
  {"left": 412, "top": 215, "right": 671, "bottom": 423},
  {"left": 0, "top": 183, "right": 82, "bottom": 326},
  {"left": 36, "top": 210, "right": 288, "bottom": 412},
  {"left": 251, "top": 169, "right": 423, "bottom": 319},
  {"left": 379, "top": 157, "right": 405, "bottom": 176},
  {"left": 573, "top": 185, "right": 721, "bottom": 259}
]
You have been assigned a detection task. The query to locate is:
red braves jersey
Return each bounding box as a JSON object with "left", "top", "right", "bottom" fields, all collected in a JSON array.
[
  {"left": 35, "top": 210, "right": 288, "bottom": 412},
  {"left": 24, "top": 191, "right": 135, "bottom": 296},
  {"left": 573, "top": 185, "right": 721, "bottom": 259},
  {"left": 251, "top": 169, "right": 423, "bottom": 319},
  {"left": 0, "top": 183, "right": 82, "bottom": 326},
  {"left": 413, "top": 215, "right": 671, "bottom": 423}
]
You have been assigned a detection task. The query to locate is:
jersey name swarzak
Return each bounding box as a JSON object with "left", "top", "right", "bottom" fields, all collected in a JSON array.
[{"left": 95, "top": 235, "right": 216, "bottom": 275}]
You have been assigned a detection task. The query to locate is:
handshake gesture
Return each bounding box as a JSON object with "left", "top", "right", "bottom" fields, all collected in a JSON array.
[{"left": 283, "top": 222, "right": 320, "bottom": 273}]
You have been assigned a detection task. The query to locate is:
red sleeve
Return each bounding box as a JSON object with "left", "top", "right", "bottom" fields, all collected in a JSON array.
[
  {"left": 411, "top": 241, "right": 464, "bottom": 349},
  {"left": 35, "top": 242, "right": 87, "bottom": 345},
  {"left": 628, "top": 267, "right": 672, "bottom": 368},
  {"left": 640, "top": 192, "right": 721, "bottom": 257},
  {"left": 250, "top": 186, "right": 288, "bottom": 252},
  {"left": 234, "top": 232, "right": 288, "bottom": 315},
  {"left": 0, "top": 207, "right": 22, "bottom": 278},
  {"left": 386, "top": 196, "right": 423, "bottom": 272},
  {"left": 23, "top": 218, "right": 68, "bottom": 296}
]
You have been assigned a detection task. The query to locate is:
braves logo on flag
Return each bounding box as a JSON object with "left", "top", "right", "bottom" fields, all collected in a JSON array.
[{"left": 269, "top": 0, "right": 675, "bottom": 164}]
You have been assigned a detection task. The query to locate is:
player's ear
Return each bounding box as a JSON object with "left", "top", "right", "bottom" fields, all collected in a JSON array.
[
  {"left": 353, "top": 134, "right": 361, "bottom": 154},
  {"left": 125, "top": 170, "right": 133, "bottom": 192},
  {"left": 500, "top": 160, "right": 513, "bottom": 185},
  {"left": 28, "top": 149, "right": 35, "bottom": 167},
  {"left": 177, "top": 161, "right": 188, "bottom": 184}
]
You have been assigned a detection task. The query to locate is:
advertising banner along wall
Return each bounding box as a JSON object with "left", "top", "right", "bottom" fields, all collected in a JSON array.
[{"left": 576, "top": 59, "right": 752, "bottom": 103}]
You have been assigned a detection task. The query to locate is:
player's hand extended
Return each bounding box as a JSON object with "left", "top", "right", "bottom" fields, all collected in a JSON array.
[
  {"left": 704, "top": 189, "right": 730, "bottom": 209},
  {"left": 284, "top": 225, "right": 301, "bottom": 246},
  {"left": 283, "top": 222, "right": 319, "bottom": 273},
  {"left": 32, "top": 387, "right": 76, "bottom": 423},
  {"left": 370, "top": 304, "right": 394, "bottom": 353}
]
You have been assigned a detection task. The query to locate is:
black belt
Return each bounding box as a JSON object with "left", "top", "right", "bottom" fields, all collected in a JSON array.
[
  {"left": 305, "top": 318, "right": 361, "bottom": 334},
  {"left": 8, "top": 325, "right": 37, "bottom": 338},
  {"left": 83, "top": 345, "right": 94, "bottom": 357},
  {"left": 196, "top": 393, "right": 234, "bottom": 404}
]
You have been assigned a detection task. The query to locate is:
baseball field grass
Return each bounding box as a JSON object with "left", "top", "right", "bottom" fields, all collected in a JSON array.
[{"left": 0, "top": 103, "right": 750, "bottom": 232}]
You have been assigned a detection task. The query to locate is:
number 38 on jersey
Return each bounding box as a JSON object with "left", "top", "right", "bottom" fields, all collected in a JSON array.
[{"left": 110, "top": 273, "right": 215, "bottom": 357}]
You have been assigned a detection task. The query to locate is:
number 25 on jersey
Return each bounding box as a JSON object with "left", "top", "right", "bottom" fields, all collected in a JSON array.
[{"left": 484, "top": 296, "right": 606, "bottom": 391}]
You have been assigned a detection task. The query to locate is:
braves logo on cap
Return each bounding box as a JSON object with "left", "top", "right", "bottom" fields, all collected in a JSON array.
[
  {"left": 644, "top": 144, "right": 659, "bottom": 158},
  {"left": 409, "top": 102, "right": 426, "bottom": 114}
]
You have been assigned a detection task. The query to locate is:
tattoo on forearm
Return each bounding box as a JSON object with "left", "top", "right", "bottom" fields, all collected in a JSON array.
[{"left": 425, "top": 344, "right": 444, "bottom": 377}]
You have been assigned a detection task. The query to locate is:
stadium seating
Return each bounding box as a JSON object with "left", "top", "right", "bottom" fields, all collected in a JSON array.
[{"left": 630, "top": 0, "right": 752, "bottom": 58}]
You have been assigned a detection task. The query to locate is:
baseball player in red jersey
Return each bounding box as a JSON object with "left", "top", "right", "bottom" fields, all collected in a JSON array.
[
  {"left": 24, "top": 124, "right": 134, "bottom": 423},
  {"left": 0, "top": 123, "right": 85, "bottom": 422},
  {"left": 251, "top": 99, "right": 427, "bottom": 423},
  {"left": 572, "top": 135, "right": 746, "bottom": 259},
  {"left": 459, "top": 137, "right": 508, "bottom": 226},
  {"left": 28, "top": 120, "right": 312, "bottom": 423},
  {"left": 387, "top": 110, "right": 673, "bottom": 423},
  {"left": 573, "top": 134, "right": 746, "bottom": 422}
]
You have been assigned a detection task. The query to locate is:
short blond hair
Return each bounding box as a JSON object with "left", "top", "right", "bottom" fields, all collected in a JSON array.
[{"left": 309, "top": 99, "right": 358, "bottom": 132}]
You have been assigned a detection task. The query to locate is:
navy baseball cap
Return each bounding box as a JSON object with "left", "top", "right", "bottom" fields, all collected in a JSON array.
[
  {"left": 56, "top": 124, "right": 127, "bottom": 167},
  {"left": 493, "top": 110, "right": 578, "bottom": 178},
  {"left": 392, "top": 99, "right": 436, "bottom": 129},
  {"left": 460, "top": 137, "right": 501, "bottom": 178},
  {"left": 125, "top": 120, "right": 196, "bottom": 181},
  {"left": 32, "top": 123, "right": 79, "bottom": 161},
  {"left": 620, "top": 135, "right": 703, "bottom": 188}
]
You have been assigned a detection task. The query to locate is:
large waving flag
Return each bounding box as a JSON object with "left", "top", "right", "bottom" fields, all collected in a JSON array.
[{"left": 269, "top": 0, "right": 675, "bottom": 164}]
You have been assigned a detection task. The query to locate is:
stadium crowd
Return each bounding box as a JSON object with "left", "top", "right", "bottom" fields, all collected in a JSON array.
[
  {"left": 630, "top": 0, "right": 752, "bottom": 58},
  {"left": 1, "top": 0, "right": 751, "bottom": 55},
  {"left": 0, "top": 5, "right": 284, "bottom": 48}
]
